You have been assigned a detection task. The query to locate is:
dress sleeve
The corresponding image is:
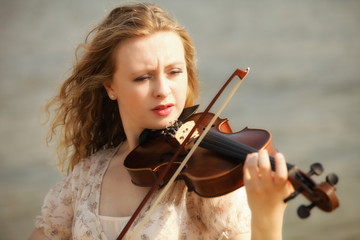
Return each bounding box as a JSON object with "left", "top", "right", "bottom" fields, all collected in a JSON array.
[
  {"left": 189, "top": 187, "right": 251, "bottom": 239},
  {"left": 34, "top": 159, "right": 88, "bottom": 240},
  {"left": 34, "top": 174, "right": 74, "bottom": 239}
]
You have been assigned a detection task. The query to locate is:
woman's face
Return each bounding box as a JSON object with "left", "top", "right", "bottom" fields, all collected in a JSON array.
[{"left": 105, "top": 31, "right": 188, "bottom": 138}]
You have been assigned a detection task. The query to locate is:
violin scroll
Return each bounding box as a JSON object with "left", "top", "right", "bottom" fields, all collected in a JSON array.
[{"left": 285, "top": 163, "right": 339, "bottom": 218}]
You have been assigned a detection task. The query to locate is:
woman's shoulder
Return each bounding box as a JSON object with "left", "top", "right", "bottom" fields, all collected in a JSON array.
[
  {"left": 67, "top": 146, "right": 118, "bottom": 190},
  {"left": 73, "top": 146, "right": 118, "bottom": 175}
]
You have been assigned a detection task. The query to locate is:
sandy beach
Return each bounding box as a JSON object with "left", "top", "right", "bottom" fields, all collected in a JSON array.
[{"left": 1, "top": 0, "right": 359, "bottom": 239}]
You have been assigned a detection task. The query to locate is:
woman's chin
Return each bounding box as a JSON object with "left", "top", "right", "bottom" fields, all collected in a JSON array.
[
  {"left": 147, "top": 111, "right": 181, "bottom": 130},
  {"left": 150, "top": 119, "right": 176, "bottom": 130}
]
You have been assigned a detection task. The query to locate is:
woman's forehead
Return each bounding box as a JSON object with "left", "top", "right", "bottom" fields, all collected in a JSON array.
[{"left": 114, "top": 32, "right": 186, "bottom": 73}]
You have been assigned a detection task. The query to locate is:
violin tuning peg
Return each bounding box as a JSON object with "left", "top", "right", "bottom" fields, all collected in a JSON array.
[
  {"left": 308, "top": 163, "right": 324, "bottom": 176},
  {"left": 326, "top": 173, "right": 339, "bottom": 186},
  {"left": 297, "top": 202, "right": 316, "bottom": 219}
]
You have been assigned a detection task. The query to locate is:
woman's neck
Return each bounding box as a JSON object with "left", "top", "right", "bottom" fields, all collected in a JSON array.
[
  {"left": 122, "top": 127, "right": 142, "bottom": 151},
  {"left": 112, "top": 140, "right": 131, "bottom": 166}
]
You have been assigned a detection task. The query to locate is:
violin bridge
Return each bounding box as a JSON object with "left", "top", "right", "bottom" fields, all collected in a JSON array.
[{"left": 174, "top": 120, "right": 200, "bottom": 145}]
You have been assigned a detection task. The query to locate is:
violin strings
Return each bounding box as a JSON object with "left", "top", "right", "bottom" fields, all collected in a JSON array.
[
  {"left": 200, "top": 130, "right": 255, "bottom": 160},
  {"left": 200, "top": 130, "right": 297, "bottom": 172}
]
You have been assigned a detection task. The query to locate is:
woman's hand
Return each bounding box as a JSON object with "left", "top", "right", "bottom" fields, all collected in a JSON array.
[{"left": 243, "top": 150, "right": 293, "bottom": 240}]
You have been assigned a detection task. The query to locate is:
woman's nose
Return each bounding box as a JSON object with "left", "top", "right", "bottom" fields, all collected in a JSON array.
[{"left": 153, "top": 75, "right": 171, "bottom": 98}]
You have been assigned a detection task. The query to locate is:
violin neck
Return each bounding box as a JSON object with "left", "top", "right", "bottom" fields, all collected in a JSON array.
[{"left": 199, "top": 130, "right": 295, "bottom": 171}]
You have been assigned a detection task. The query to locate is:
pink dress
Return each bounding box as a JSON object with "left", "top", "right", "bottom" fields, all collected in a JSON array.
[{"left": 35, "top": 147, "right": 251, "bottom": 240}]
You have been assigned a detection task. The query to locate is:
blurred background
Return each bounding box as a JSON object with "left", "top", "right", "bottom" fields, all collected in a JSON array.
[{"left": 1, "top": 0, "right": 359, "bottom": 239}]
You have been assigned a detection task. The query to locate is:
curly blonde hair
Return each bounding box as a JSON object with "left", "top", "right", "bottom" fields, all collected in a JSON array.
[{"left": 44, "top": 3, "right": 199, "bottom": 174}]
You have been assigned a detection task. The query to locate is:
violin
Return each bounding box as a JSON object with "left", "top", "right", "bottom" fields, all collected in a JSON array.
[
  {"left": 118, "top": 68, "right": 339, "bottom": 239},
  {"left": 125, "top": 108, "right": 339, "bottom": 213}
]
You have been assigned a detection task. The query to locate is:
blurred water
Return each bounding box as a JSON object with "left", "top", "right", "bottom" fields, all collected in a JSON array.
[{"left": 1, "top": 0, "right": 359, "bottom": 239}]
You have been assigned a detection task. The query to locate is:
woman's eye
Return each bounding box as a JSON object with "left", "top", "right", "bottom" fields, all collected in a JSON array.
[
  {"left": 169, "top": 68, "right": 183, "bottom": 75},
  {"left": 134, "top": 75, "right": 151, "bottom": 82}
]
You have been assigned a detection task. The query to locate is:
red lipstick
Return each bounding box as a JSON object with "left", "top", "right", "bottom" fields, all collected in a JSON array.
[{"left": 152, "top": 103, "right": 174, "bottom": 116}]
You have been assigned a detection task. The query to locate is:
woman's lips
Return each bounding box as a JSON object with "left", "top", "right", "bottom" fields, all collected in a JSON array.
[{"left": 152, "top": 104, "right": 174, "bottom": 116}]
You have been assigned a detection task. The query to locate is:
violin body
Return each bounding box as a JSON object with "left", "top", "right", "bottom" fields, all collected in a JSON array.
[{"left": 125, "top": 112, "right": 277, "bottom": 197}]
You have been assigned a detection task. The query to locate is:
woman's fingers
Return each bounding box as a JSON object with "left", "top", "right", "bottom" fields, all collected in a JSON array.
[
  {"left": 244, "top": 150, "right": 290, "bottom": 190},
  {"left": 258, "top": 150, "right": 272, "bottom": 181},
  {"left": 244, "top": 150, "right": 273, "bottom": 191},
  {"left": 243, "top": 152, "right": 259, "bottom": 185},
  {"left": 274, "top": 152, "right": 290, "bottom": 188}
]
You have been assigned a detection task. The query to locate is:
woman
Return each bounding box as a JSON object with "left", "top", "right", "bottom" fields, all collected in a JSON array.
[{"left": 29, "top": 3, "right": 291, "bottom": 240}]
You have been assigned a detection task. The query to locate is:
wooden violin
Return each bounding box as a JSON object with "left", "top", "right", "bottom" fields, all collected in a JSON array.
[
  {"left": 125, "top": 109, "right": 339, "bottom": 214},
  {"left": 117, "top": 68, "right": 339, "bottom": 239}
]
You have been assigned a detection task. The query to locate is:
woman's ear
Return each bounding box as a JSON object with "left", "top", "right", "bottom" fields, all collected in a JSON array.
[{"left": 103, "top": 80, "right": 117, "bottom": 100}]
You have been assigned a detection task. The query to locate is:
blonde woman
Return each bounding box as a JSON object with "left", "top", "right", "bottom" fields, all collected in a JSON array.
[{"left": 29, "top": 3, "right": 291, "bottom": 240}]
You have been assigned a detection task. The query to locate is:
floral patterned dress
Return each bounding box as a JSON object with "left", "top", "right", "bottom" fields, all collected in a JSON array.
[{"left": 35, "top": 147, "right": 251, "bottom": 240}]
